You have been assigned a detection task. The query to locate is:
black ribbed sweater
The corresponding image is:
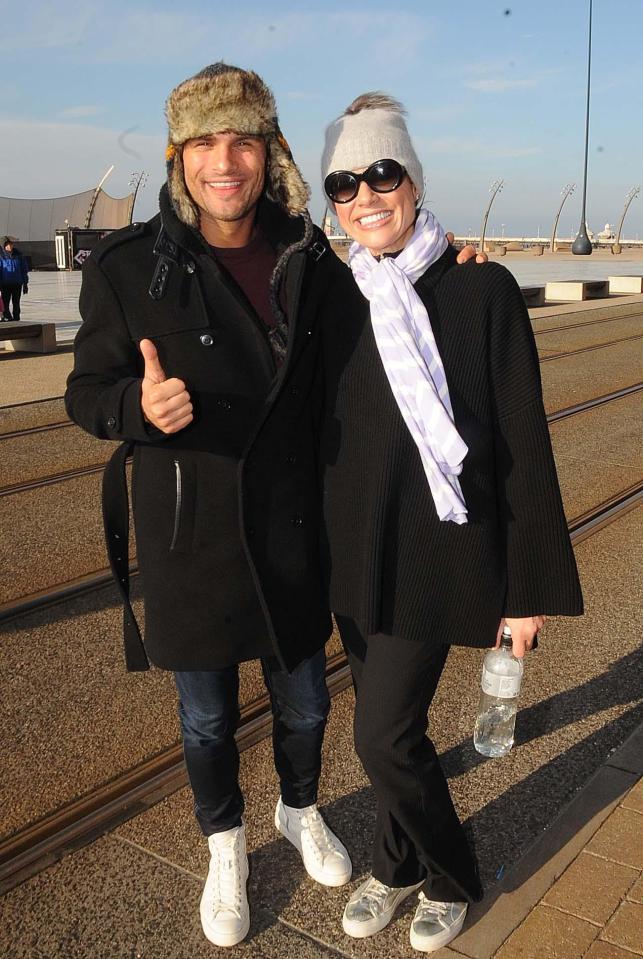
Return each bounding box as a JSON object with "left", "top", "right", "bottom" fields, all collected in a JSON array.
[{"left": 321, "top": 246, "right": 583, "bottom": 648}]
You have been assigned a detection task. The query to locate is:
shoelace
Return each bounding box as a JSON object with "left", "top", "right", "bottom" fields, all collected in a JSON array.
[
  {"left": 416, "top": 894, "right": 450, "bottom": 926},
  {"left": 355, "top": 877, "right": 392, "bottom": 917},
  {"left": 211, "top": 835, "right": 243, "bottom": 918},
  {"left": 300, "top": 808, "right": 342, "bottom": 863}
]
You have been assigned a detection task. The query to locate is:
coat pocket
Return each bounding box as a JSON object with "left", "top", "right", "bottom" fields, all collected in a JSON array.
[{"left": 168, "top": 456, "right": 196, "bottom": 554}]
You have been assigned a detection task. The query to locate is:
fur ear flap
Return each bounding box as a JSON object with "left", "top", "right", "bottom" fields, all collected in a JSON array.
[{"left": 266, "top": 141, "right": 310, "bottom": 217}]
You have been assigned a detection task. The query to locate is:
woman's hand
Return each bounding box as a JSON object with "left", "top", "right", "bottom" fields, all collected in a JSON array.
[
  {"left": 495, "top": 616, "right": 546, "bottom": 658},
  {"left": 445, "top": 231, "right": 488, "bottom": 264}
]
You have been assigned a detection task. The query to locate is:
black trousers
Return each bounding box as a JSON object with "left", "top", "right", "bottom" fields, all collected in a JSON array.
[
  {"left": 337, "top": 616, "right": 483, "bottom": 903},
  {"left": 1, "top": 285, "right": 22, "bottom": 319}
]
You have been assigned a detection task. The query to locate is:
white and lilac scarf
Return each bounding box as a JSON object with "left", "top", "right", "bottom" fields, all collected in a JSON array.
[{"left": 348, "top": 208, "right": 468, "bottom": 524}]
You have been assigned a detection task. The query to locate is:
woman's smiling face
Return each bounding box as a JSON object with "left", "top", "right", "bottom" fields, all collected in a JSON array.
[{"left": 334, "top": 171, "right": 418, "bottom": 256}]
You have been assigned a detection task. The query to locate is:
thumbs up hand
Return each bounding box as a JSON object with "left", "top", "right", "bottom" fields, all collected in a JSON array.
[{"left": 139, "top": 338, "right": 193, "bottom": 433}]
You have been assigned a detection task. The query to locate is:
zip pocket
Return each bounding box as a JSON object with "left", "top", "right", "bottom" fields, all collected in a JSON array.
[{"left": 170, "top": 459, "right": 182, "bottom": 551}]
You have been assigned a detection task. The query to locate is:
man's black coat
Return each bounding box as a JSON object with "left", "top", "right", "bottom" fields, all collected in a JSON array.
[{"left": 65, "top": 187, "right": 357, "bottom": 672}]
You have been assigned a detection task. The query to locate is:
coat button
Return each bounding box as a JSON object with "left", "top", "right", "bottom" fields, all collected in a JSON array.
[
  {"left": 200, "top": 333, "right": 213, "bottom": 346},
  {"left": 107, "top": 416, "right": 116, "bottom": 428},
  {"left": 286, "top": 452, "right": 296, "bottom": 464},
  {"left": 186, "top": 262, "right": 195, "bottom": 273},
  {"left": 290, "top": 515, "right": 304, "bottom": 527},
  {"left": 290, "top": 386, "right": 300, "bottom": 396}
]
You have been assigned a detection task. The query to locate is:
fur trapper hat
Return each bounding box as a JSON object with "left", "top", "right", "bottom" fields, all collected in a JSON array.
[{"left": 165, "top": 62, "right": 310, "bottom": 226}]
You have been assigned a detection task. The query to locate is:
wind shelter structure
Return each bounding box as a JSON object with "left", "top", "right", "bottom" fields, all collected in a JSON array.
[{"left": 0, "top": 170, "right": 135, "bottom": 268}]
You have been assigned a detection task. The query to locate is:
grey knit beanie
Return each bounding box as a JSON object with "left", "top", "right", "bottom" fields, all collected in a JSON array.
[
  {"left": 165, "top": 62, "right": 310, "bottom": 227},
  {"left": 321, "top": 94, "right": 423, "bottom": 213}
]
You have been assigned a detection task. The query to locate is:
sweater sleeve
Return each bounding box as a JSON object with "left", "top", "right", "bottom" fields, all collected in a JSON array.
[
  {"left": 487, "top": 266, "right": 583, "bottom": 617},
  {"left": 65, "top": 256, "right": 165, "bottom": 444}
]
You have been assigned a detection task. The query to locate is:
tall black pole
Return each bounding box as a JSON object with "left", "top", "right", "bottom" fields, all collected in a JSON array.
[{"left": 573, "top": 0, "right": 593, "bottom": 254}]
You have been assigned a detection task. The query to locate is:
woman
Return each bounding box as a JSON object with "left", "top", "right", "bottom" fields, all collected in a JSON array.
[{"left": 320, "top": 94, "right": 583, "bottom": 953}]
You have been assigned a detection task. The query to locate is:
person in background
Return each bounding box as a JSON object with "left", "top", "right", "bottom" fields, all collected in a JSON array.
[
  {"left": 1, "top": 237, "right": 29, "bottom": 321},
  {"left": 320, "top": 93, "right": 583, "bottom": 953}
]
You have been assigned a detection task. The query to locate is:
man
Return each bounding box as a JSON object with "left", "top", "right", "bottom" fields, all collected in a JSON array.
[
  {"left": 1, "top": 237, "right": 29, "bottom": 321},
  {"left": 66, "top": 62, "right": 482, "bottom": 948}
]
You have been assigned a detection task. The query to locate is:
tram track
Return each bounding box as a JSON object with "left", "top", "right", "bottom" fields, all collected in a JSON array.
[
  {"left": 532, "top": 306, "right": 643, "bottom": 336},
  {"left": 539, "top": 332, "right": 643, "bottom": 362},
  {"left": 0, "top": 479, "right": 641, "bottom": 894},
  {"left": 2, "top": 383, "right": 641, "bottom": 502}
]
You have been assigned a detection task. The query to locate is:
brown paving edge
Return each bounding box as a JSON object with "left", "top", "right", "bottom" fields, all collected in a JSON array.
[{"left": 451, "top": 722, "right": 643, "bottom": 959}]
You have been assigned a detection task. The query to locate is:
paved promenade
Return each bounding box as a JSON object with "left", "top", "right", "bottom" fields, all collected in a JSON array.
[{"left": 1, "top": 266, "right": 641, "bottom": 958}]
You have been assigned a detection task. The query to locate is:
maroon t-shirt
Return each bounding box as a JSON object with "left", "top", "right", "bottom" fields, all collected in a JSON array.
[{"left": 210, "top": 230, "right": 278, "bottom": 331}]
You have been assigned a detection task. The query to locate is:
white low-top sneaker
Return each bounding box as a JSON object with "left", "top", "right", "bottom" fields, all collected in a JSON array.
[
  {"left": 410, "top": 894, "right": 468, "bottom": 952},
  {"left": 275, "top": 798, "right": 352, "bottom": 886},
  {"left": 342, "top": 875, "right": 423, "bottom": 938},
  {"left": 200, "top": 824, "right": 250, "bottom": 948}
]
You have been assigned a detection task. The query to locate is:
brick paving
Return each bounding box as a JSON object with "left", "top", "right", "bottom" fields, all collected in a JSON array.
[{"left": 494, "top": 776, "right": 643, "bottom": 958}]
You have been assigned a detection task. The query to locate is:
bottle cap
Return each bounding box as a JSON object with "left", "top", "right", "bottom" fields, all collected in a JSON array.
[{"left": 501, "top": 624, "right": 513, "bottom": 649}]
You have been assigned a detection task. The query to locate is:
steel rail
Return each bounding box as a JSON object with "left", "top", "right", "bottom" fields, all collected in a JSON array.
[
  {"left": 0, "top": 420, "right": 73, "bottom": 441},
  {"left": 539, "top": 332, "right": 643, "bottom": 362},
  {"left": 532, "top": 308, "right": 643, "bottom": 336},
  {"left": 0, "top": 484, "right": 641, "bottom": 894},
  {"left": 2, "top": 383, "right": 642, "bottom": 502},
  {"left": 0, "top": 651, "right": 353, "bottom": 895}
]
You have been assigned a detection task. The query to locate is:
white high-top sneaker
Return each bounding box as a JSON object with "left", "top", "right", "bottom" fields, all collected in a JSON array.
[
  {"left": 275, "top": 798, "right": 352, "bottom": 886},
  {"left": 199, "top": 824, "right": 250, "bottom": 948}
]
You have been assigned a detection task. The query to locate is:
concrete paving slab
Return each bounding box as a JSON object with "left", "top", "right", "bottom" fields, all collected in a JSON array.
[
  {"left": 586, "top": 808, "right": 643, "bottom": 870},
  {"left": 493, "top": 904, "right": 598, "bottom": 958},
  {"left": 535, "top": 315, "right": 643, "bottom": 355},
  {"left": 0, "top": 834, "right": 345, "bottom": 959},
  {"left": 622, "top": 779, "right": 643, "bottom": 814},
  {"left": 585, "top": 941, "right": 641, "bottom": 959},
  {"left": 627, "top": 875, "right": 643, "bottom": 905},
  {"left": 540, "top": 339, "right": 643, "bottom": 415},
  {"left": 600, "top": 900, "right": 643, "bottom": 954},
  {"left": 541, "top": 852, "right": 639, "bottom": 926}
]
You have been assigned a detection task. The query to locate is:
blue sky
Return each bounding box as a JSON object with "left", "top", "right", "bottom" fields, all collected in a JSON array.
[{"left": 3, "top": 0, "right": 642, "bottom": 238}]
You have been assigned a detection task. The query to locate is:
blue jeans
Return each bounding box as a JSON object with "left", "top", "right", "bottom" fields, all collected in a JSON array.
[{"left": 174, "top": 648, "right": 330, "bottom": 836}]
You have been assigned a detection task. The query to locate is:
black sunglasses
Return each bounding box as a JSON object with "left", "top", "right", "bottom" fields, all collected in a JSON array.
[{"left": 324, "top": 158, "right": 407, "bottom": 204}]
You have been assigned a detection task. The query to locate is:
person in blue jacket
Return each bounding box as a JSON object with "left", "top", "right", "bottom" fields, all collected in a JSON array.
[{"left": 1, "top": 237, "right": 29, "bottom": 321}]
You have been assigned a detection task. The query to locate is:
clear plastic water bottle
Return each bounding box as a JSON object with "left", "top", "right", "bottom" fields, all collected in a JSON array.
[{"left": 473, "top": 625, "right": 523, "bottom": 757}]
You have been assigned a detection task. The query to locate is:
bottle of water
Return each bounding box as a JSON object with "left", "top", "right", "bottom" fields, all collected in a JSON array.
[{"left": 473, "top": 626, "right": 523, "bottom": 757}]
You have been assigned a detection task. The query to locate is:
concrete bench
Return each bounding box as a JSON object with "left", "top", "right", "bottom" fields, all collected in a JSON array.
[
  {"left": 544, "top": 279, "right": 609, "bottom": 302},
  {"left": 608, "top": 275, "right": 643, "bottom": 295},
  {"left": 521, "top": 285, "right": 546, "bottom": 307},
  {"left": 0, "top": 322, "right": 57, "bottom": 353}
]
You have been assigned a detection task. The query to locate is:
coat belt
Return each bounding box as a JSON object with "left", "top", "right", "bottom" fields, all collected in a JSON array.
[{"left": 102, "top": 441, "right": 149, "bottom": 671}]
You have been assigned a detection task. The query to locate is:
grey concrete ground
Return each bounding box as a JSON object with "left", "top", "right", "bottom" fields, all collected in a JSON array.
[
  {"left": 2, "top": 507, "right": 641, "bottom": 958},
  {"left": 1, "top": 287, "right": 641, "bottom": 957},
  {"left": 4, "top": 250, "right": 643, "bottom": 347},
  {"left": 550, "top": 390, "right": 643, "bottom": 519},
  {"left": 0, "top": 427, "right": 115, "bottom": 488},
  {"left": 0, "top": 398, "right": 68, "bottom": 434}
]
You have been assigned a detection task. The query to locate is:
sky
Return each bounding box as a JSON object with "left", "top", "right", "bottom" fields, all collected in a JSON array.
[{"left": 2, "top": 0, "right": 642, "bottom": 239}]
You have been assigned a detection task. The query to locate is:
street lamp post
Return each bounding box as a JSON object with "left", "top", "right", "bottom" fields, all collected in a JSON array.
[
  {"left": 613, "top": 187, "right": 640, "bottom": 251},
  {"left": 550, "top": 183, "right": 576, "bottom": 252},
  {"left": 572, "top": 0, "right": 593, "bottom": 255},
  {"left": 479, "top": 179, "right": 504, "bottom": 253}
]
